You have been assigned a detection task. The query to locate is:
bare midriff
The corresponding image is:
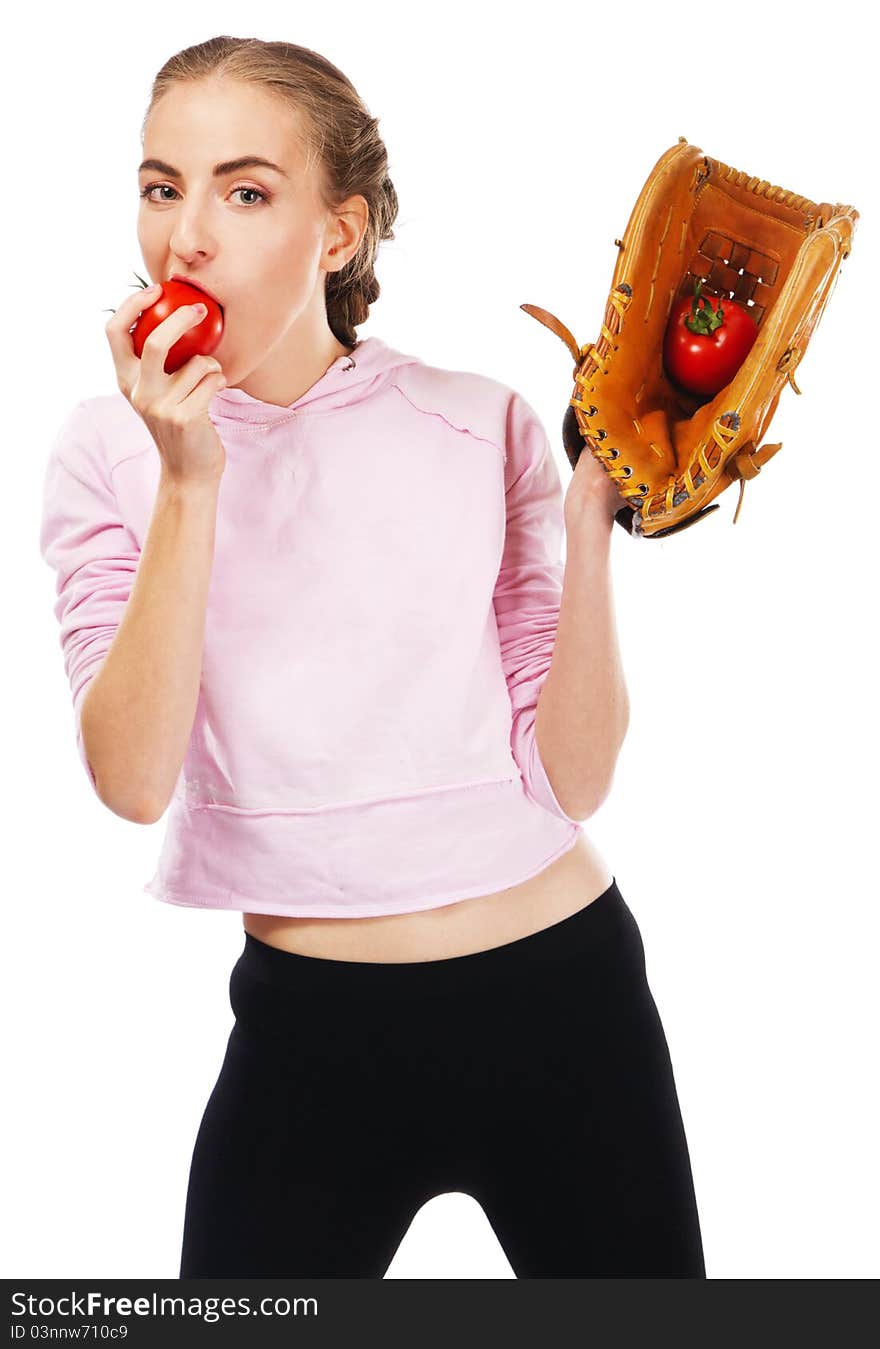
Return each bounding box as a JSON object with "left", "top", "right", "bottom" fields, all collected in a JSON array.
[{"left": 241, "top": 829, "right": 613, "bottom": 963}]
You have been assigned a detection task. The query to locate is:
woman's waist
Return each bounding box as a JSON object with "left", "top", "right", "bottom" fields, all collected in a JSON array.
[{"left": 241, "top": 830, "right": 612, "bottom": 963}]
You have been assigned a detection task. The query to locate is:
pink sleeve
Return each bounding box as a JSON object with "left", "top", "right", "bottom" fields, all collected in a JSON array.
[
  {"left": 492, "top": 391, "right": 581, "bottom": 826},
  {"left": 39, "top": 402, "right": 141, "bottom": 795}
]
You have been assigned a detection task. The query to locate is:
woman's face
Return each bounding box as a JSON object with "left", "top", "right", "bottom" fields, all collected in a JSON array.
[{"left": 137, "top": 77, "right": 366, "bottom": 384}]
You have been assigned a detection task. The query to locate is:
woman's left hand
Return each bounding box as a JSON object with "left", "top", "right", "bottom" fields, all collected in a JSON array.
[{"left": 564, "top": 444, "right": 622, "bottom": 529}]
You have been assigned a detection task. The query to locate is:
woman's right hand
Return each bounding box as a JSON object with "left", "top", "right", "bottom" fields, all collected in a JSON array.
[{"left": 105, "top": 285, "right": 228, "bottom": 486}]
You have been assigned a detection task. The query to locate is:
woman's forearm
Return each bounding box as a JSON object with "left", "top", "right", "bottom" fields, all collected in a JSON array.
[
  {"left": 534, "top": 498, "right": 630, "bottom": 820},
  {"left": 79, "top": 472, "right": 221, "bottom": 823}
]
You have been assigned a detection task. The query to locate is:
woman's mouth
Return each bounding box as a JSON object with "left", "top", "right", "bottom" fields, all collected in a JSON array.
[{"left": 169, "top": 273, "right": 225, "bottom": 314}]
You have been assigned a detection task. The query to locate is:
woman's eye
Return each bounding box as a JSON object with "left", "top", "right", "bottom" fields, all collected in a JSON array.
[{"left": 139, "top": 183, "right": 269, "bottom": 206}]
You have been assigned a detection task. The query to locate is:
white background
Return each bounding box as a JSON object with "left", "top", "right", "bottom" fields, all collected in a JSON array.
[{"left": 3, "top": 0, "right": 876, "bottom": 1279}]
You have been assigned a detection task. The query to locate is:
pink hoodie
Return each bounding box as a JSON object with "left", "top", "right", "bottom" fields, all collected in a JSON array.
[{"left": 39, "top": 334, "right": 582, "bottom": 917}]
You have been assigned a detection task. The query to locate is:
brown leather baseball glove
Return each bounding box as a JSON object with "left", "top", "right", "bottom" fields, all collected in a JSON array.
[{"left": 522, "top": 138, "right": 858, "bottom": 538}]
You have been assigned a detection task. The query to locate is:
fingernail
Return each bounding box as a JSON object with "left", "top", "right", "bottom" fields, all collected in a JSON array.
[
  {"left": 193, "top": 303, "right": 207, "bottom": 317},
  {"left": 145, "top": 283, "right": 162, "bottom": 294}
]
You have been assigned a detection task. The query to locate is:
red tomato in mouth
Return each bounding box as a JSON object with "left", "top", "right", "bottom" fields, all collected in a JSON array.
[
  {"left": 130, "top": 278, "right": 225, "bottom": 375},
  {"left": 663, "top": 278, "right": 759, "bottom": 399}
]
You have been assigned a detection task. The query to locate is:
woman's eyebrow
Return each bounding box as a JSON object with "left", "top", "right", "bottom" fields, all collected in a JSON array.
[{"left": 138, "top": 155, "right": 289, "bottom": 178}]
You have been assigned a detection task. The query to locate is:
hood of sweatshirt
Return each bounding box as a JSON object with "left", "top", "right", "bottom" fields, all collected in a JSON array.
[{"left": 207, "top": 334, "right": 424, "bottom": 426}]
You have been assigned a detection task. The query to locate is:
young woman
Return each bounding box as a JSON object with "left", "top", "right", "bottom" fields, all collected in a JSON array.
[{"left": 40, "top": 36, "right": 705, "bottom": 1278}]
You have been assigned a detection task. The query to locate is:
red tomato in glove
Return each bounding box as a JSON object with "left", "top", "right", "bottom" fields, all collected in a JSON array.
[
  {"left": 130, "top": 276, "right": 224, "bottom": 374},
  {"left": 663, "top": 277, "right": 758, "bottom": 398}
]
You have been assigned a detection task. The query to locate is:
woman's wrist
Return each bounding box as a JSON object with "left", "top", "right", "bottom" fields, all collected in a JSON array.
[{"left": 564, "top": 485, "right": 618, "bottom": 538}]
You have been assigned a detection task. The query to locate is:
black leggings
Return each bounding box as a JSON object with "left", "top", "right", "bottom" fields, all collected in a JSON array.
[{"left": 179, "top": 877, "right": 706, "bottom": 1278}]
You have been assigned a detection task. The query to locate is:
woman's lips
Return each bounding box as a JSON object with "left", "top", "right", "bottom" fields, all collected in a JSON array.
[{"left": 169, "top": 274, "right": 225, "bottom": 314}]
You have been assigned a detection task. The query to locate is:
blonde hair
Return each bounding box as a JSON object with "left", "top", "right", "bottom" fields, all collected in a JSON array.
[{"left": 142, "top": 35, "right": 399, "bottom": 347}]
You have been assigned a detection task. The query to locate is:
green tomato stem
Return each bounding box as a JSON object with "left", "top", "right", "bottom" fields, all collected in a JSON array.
[{"left": 684, "top": 276, "right": 725, "bottom": 336}]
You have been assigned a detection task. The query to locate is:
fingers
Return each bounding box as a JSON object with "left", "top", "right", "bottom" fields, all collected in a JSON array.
[
  {"left": 104, "top": 283, "right": 164, "bottom": 390},
  {"left": 161, "top": 352, "right": 226, "bottom": 408},
  {"left": 138, "top": 304, "right": 207, "bottom": 376}
]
